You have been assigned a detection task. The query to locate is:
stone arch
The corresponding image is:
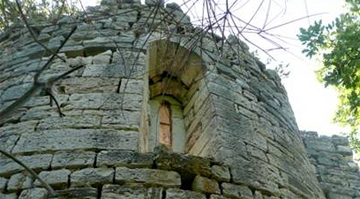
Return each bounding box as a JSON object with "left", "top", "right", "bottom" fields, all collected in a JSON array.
[{"left": 140, "top": 39, "right": 208, "bottom": 153}]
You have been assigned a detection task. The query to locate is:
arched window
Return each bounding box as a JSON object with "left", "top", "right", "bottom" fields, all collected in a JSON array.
[{"left": 140, "top": 39, "right": 207, "bottom": 154}]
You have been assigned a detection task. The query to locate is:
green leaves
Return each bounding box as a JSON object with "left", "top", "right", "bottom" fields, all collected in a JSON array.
[
  {"left": 0, "top": 0, "right": 79, "bottom": 32},
  {"left": 298, "top": 0, "right": 360, "bottom": 151},
  {"left": 298, "top": 20, "right": 326, "bottom": 58}
]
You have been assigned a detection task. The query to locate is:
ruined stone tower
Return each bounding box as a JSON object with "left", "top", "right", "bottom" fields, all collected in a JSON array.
[{"left": 0, "top": 0, "right": 357, "bottom": 199}]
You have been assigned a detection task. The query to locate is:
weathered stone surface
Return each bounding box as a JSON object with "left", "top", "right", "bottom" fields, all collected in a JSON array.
[
  {"left": 327, "top": 192, "right": 352, "bottom": 199},
  {"left": 12, "top": 129, "right": 139, "bottom": 153},
  {"left": 230, "top": 161, "right": 281, "bottom": 196},
  {"left": 82, "top": 63, "right": 143, "bottom": 78},
  {"left": 192, "top": 175, "right": 221, "bottom": 194},
  {"left": 0, "top": 134, "right": 19, "bottom": 153},
  {"left": 59, "top": 77, "right": 119, "bottom": 94},
  {"left": 66, "top": 93, "right": 142, "bottom": 110},
  {"left": 210, "top": 195, "right": 230, "bottom": 199},
  {"left": 0, "top": 154, "right": 52, "bottom": 177},
  {"left": 0, "top": 177, "right": 7, "bottom": 192},
  {"left": 155, "top": 151, "right": 212, "bottom": 181},
  {"left": 115, "top": 167, "right": 181, "bottom": 187},
  {"left": 167, "top": 188, "right": 206, "bottom": 199},
  {"left": 53, "top": 187, "right": 98, "bottom": 199},
  {"left": 0, "top": 193, "right": 17, "bottom": 199},
  {"left": 19, "top": 188, "right": 48, "bottom": 199},
  {"left": 337, "top": 145, "right": 353, "bottom": 156},
  {"left": 0, "top": 83, "right": 33, "bottom": 101},
  {"left": 52, "top": 151, "right": 96, "bottom": 169},
  {"left": 97, "top": 150, "right": 153, "bottom": 168},
  {"left": 304, "top": 138, "right": 335, "bottom": 152},
  {"left": 71, "top": 168, "right": 114, "bottom": 187},
  {"left": 35, "top": 169, "right": 71, "bottom": 189},
  {"left": 301, "top": 132, "right": 360, "bottom": 199},
  {"left": 254, "top": 191, "right": 264, "bottom": 199},
  {"left": 101, "top": 184, "right": 147, "bottom": 199},
  {"left": 92, "top": 50, "right": 112, "bottom": 64},
  {"left": 222, "top": 182, "right": 254, "bottom": 199},
  {"left": 101, "top": 110, "right": 141, "bottom": 129},
  {"left": 211, "top": 165, "right": 231, "bottom": 182},
  {"left": 145, "top": 0, "right": 164, "bottom": 6},
  {"left": 36, "top": 115, "right": 102, "bottom": 130},
  {"left": 7, "top": 172, "right": 33, "bottom": 192}
]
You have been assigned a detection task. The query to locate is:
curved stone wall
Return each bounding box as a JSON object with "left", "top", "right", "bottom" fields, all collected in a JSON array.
[
  {"left": 0, "top": 148, "right": 267, "bottom": 199},
  {"left": 0, "top": 0, "right": 325, "bottom": 198}
]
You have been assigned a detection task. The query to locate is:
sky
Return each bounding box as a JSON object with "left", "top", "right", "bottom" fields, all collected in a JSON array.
[{"left": 82, "top": 0, "right": 349, "bottom": 136}]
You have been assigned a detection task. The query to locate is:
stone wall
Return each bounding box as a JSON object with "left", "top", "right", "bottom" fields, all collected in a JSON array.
[
  {"left": 0, "top": 148, "right": 269, "bottom": 199},
  {"left": 0, "top": 0, "right": 325, "bottom": 198},
  {"left": 301, "top": 131, "right": 360, "bottom": 199}
]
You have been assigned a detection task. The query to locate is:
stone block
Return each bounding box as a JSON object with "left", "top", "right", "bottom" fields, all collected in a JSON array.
[
  {"left": 66, "top": 93, "right": 142, "bottom": 111},
  {"left": 192, "top": 175, "right": 220, "bottom": 195},
  {"left": 12, "top": 129, "right": 139, "bottom": 153},
  {"left": 0, "top": 193, "right": 17, "bottom": 199},
  {"left": 331, "top": 135, "right": 349, "bottom": 146},
  {"left": 0, "top": 83, "right": 33, "bottom": 101},
  {"left": 59, "top": 77, "right": 119, "bottom": 94},
  {"left": 7, "top": 172, "right": 33, "bottom": 192},
  {"left": 19, "top": 188, "right": 48, "bottom": 199},
  {"left": 53, "top": 187, "right": 98, "bottom": 199},
  {"left": 0, "top": 134, "right": 20, "bottom": 153},
  {"left": 327, "top": 192, "right": 352, "bottom": 199},
  {"left": 115, "top": 167, "right": 181, "bottom": 188},
  {"left": 0, "top": 177, "right": 7, "bottom": 192},
  {"left": 52, "top": 151, "right": 96, "bottom": 169},
  {"left": 211, "top": 165, "right": 231, "bottom": 182},
  {"left": 337, "top": 145, "right": 353, "bottom": 156},
  {"left": 166, "top": 188, "right": 206, "bottom": 199},
  {"left": 97, "top": 150, "right": 153, "bottom": 168},
  {"left": 155, "top": 152, "right": 212, "bottom": 181},
  {"left": 118, "top": 79, "right": 144, "bottom": 94},
  {"left": 0, "top": 154, "right": 52, "bottom": 177},
  {"left": 71, "top": 168, "right": 114, "bottom": 187},
  {"left": 36, "top": 115, "right": 102, "bottom": 130},
  {"left": 146, "top": 187, "right": 163, "bottom": 199},
  {"left": 304, "top": 138, "right": 335, "bottom": 152},
  {"left": 254, "top": 191, "right": 264, "bottom": 199},
  {"left": 145, "top": 0, "right": 164, "bottom": 6},
  {"left": 35, "top": 169, "right": 71, "bottom": 189},
  {"left": 279, "top": 188, "right": 303, "bottom": 199},
  {"left": 92, "top": 50, "right": 112, "bottom": 64},
  {"left": 210, "top": 195, "right": 229, "bottom": 199},
  {"left": 101, "top": 110, "right": 141, "bottom": 129},
  {"left": 101, "top": 184, "right": 147, "bottom": 199}
]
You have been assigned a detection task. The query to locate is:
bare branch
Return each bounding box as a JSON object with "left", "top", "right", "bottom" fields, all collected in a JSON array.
[
  {"left": 0, "top": 149, "right": 56, "bottom": 196},
  {"left": 15, "top": 0, "right": 67, "bottom": 62}
]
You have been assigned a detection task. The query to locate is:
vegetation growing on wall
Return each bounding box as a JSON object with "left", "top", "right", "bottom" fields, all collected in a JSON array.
[
  {"left": 0, "top": 0, "right": 77, "bottom": 32},
  {"left": 298, "top": 0, "right": 360, "bottom": 150}
]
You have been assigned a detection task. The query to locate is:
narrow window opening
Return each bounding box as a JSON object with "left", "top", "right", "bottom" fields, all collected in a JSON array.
[{"left": 159, "top": 101, "right": 172, "bottom": 149}]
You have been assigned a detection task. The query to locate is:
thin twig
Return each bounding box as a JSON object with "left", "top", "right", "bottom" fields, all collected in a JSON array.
[
  {"left": 0, "top": 149, "right": 56, "bottom": 196},
  {"left": 15, "top": 0, "right": 67, "bottom": 62}
]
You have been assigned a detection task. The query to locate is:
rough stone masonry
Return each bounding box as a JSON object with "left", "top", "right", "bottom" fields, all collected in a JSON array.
[{"left": 0, "top": 0, "right": 358, "bottom": 198}]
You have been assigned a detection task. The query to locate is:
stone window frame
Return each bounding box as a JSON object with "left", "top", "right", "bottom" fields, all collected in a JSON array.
[{"left": 140, "top": 39, "right": 207, "bottom": 154}]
